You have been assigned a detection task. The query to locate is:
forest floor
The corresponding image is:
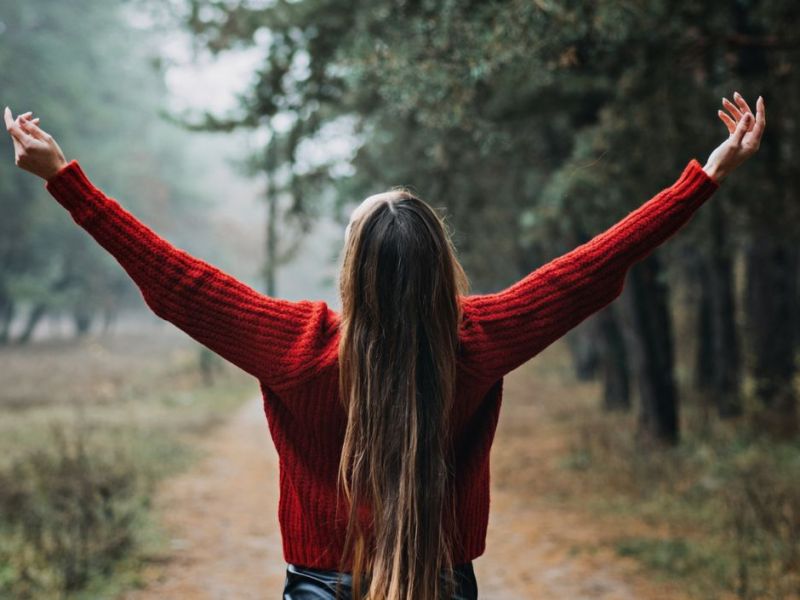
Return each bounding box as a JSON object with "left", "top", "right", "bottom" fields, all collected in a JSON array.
[{"left": 119, "top": 342, "right": 696, "bottom": 600}]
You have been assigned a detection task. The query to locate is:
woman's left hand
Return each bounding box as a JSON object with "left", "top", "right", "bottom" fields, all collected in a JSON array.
[{"left": 4, "top": 106, "right": 68, "bottom": 180}]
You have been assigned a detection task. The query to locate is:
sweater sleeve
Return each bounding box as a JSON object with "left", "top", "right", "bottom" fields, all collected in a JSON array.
[
  {"left": 44, "top": 159, "right": 340, "bottom": 390},
  {"left": 457, "top": 158, "right": 720, "bottom": 382}
]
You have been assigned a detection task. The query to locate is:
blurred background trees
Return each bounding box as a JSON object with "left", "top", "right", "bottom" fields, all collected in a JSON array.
[
  {"left": 0, "top": 0, "right": 264, "bottom": 345},
  {"left": 2, "top": 0, "right": 798, "bottom": 439},
  {"left": 170, "top": 0, "right": 799, "bottom": 441},
  {"left": 2, "top": 0, "right": 799, "bottom": 596}
]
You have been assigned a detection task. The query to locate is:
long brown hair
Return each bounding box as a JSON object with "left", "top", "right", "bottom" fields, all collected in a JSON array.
[{"left": 336, "top": 188, "right": 470, "bottom": 599}]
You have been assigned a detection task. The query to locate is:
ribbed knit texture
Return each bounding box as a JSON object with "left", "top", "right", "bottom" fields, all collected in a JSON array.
[{"left": 44, "top": 158, "right": 718, "bottom": 570}]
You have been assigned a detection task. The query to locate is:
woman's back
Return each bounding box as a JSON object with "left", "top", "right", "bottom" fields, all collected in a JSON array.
[
  {"left": 254, "top": 309, "right": 507, "bottom": 572},
  {"left": 41, "top": 155, "right": 719, "bottom": 593}
]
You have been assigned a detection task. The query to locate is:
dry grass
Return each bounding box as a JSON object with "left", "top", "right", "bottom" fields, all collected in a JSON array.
[
  {"left": 0, "top": 321, "right": 256, "bottom": 599},
  {"left": 505, "top": 341, "right": 800, "bottom": 600}
]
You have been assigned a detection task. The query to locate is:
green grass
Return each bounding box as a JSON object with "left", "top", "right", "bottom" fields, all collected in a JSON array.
[{"left": 615, "top": 537, "right": 728, "bottom": 581}]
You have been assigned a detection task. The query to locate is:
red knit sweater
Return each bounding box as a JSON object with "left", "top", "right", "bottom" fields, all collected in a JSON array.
[{"left": 44, "top": 158, "right": 719, "bottom": 570}]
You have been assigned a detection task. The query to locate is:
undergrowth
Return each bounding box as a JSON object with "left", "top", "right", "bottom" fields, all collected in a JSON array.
[{"left": 565, "top": 403, "right": 800, "bottom": 599}]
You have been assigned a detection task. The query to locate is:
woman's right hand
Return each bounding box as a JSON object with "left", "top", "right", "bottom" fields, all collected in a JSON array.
[
  {"left": 4, "top": 106, "right": 68, "bottom": 181},
  {"left": 702, "top": 92, "right": 766, "bottom": 183}
]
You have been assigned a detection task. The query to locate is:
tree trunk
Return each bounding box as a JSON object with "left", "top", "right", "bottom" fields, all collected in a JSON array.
[
  {"left": 263, "top": 137, "right": 279, "bottom": 297},
  {"left": 73, "top": 308, "right": 92, "bottom": 337},
  {"left": 564, "top": 322, "right": 600, "bottom": 381},
  {"left": 691, "top": 256, "right": 715, "bottom": 393},
  {"left": 688, "top": 204, "right": 742, "bottom": 419},
  {"left": 706, "top": 199, "right": 742, "bottom": 418},
  {"left": 685, "top": 252, "right": 714, "bottom": 434},
  {"left": 16, "top": 302, "right": 47, "bottom": 345},
  {"left": 619, "top": 255, "right": 679, "bottom": 445},
  {"left": 794, "top": 256, "right": 800, "bottom": 382},
  {"left": 594, "top": 304, "right": 631, "bottom": 411},
  {"left": 743, "top": 233, "right": 799, "bottom": 437},
  {"left": 0, "top": 292, "right": 14, "bottom": 345},
  {"left": 101, "top": 307, "right": 115, "bottom": 333}
]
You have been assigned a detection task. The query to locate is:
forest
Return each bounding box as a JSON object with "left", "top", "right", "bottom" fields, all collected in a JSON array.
[{"left": 1, "top": 0, "right": 798, "bottom": 598}]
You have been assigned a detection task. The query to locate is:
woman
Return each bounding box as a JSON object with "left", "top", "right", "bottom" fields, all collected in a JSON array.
[{"left": 4, "top": 92, "right": 764, "bottom": 600}]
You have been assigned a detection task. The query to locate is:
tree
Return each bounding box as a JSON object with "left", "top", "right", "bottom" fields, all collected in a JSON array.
[{"left": 175, "top": 0, "right": 800, "bottom": 439}]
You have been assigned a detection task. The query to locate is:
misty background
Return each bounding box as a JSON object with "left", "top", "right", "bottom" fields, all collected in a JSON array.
[{"left": 0, "top": 1, "right": 798, "bottom": 598}]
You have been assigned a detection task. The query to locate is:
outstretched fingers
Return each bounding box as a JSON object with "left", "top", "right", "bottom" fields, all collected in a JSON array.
[
  {"left": 722, "top": 97, "right": 743, "bottom": 122},
  {"left": 18, "top": 116, "right": 48, "bottom": 141},
  {"left": 749, "top": 96, "right": 766, "bottom": 145},
  {"left": 3, "top": 106, "right": 15, "bottom": 132},
  {"left": 733, "top": 91, "right": 752, "bottom": 118},
  {"left": 731, "top": 110, "right": 752, "bottom": 146},
  {"left": 4, "top": 107, "right": 36, "bottom": 146},
  {"left": 20, "top": 112, "right": 40, "bottom": 125},
  {"left": 718, "top": 109, "right": 736, "bottom": 134}
]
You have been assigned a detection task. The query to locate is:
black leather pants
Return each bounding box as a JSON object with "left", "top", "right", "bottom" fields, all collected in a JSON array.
[{"left": 282, "top": 561, "right": 478, "bottom": 599}]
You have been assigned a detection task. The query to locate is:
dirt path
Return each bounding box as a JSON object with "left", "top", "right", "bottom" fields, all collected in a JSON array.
[
  {"left": 122, "top": 360, "right": 685, "bottom": 599},
  {"left": 122, "top": 397, "right": 287, "bottom": 599}
]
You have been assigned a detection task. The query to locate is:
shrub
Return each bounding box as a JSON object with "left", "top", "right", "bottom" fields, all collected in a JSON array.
[
  {"left": 566, "top": 408, "right": 800, "bottom": 598},
  {"left": 723, "top": 448, "right": 800, "bottom": 599},
  {"left": 0, "top": 422, "right": 151, "bottom": 598}
]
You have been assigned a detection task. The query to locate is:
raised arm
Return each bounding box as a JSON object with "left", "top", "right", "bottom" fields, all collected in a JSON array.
[
  {"left": 458, "top": 92, "right": 765, "bottom": 382},
  {"left": 4, "top": 108, "right": 339, "bottom": 390}
]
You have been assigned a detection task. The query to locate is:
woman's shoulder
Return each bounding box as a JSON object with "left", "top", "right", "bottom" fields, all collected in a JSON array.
[{"left": 264, "top": 301, "right": 341, "bottom": 393}]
